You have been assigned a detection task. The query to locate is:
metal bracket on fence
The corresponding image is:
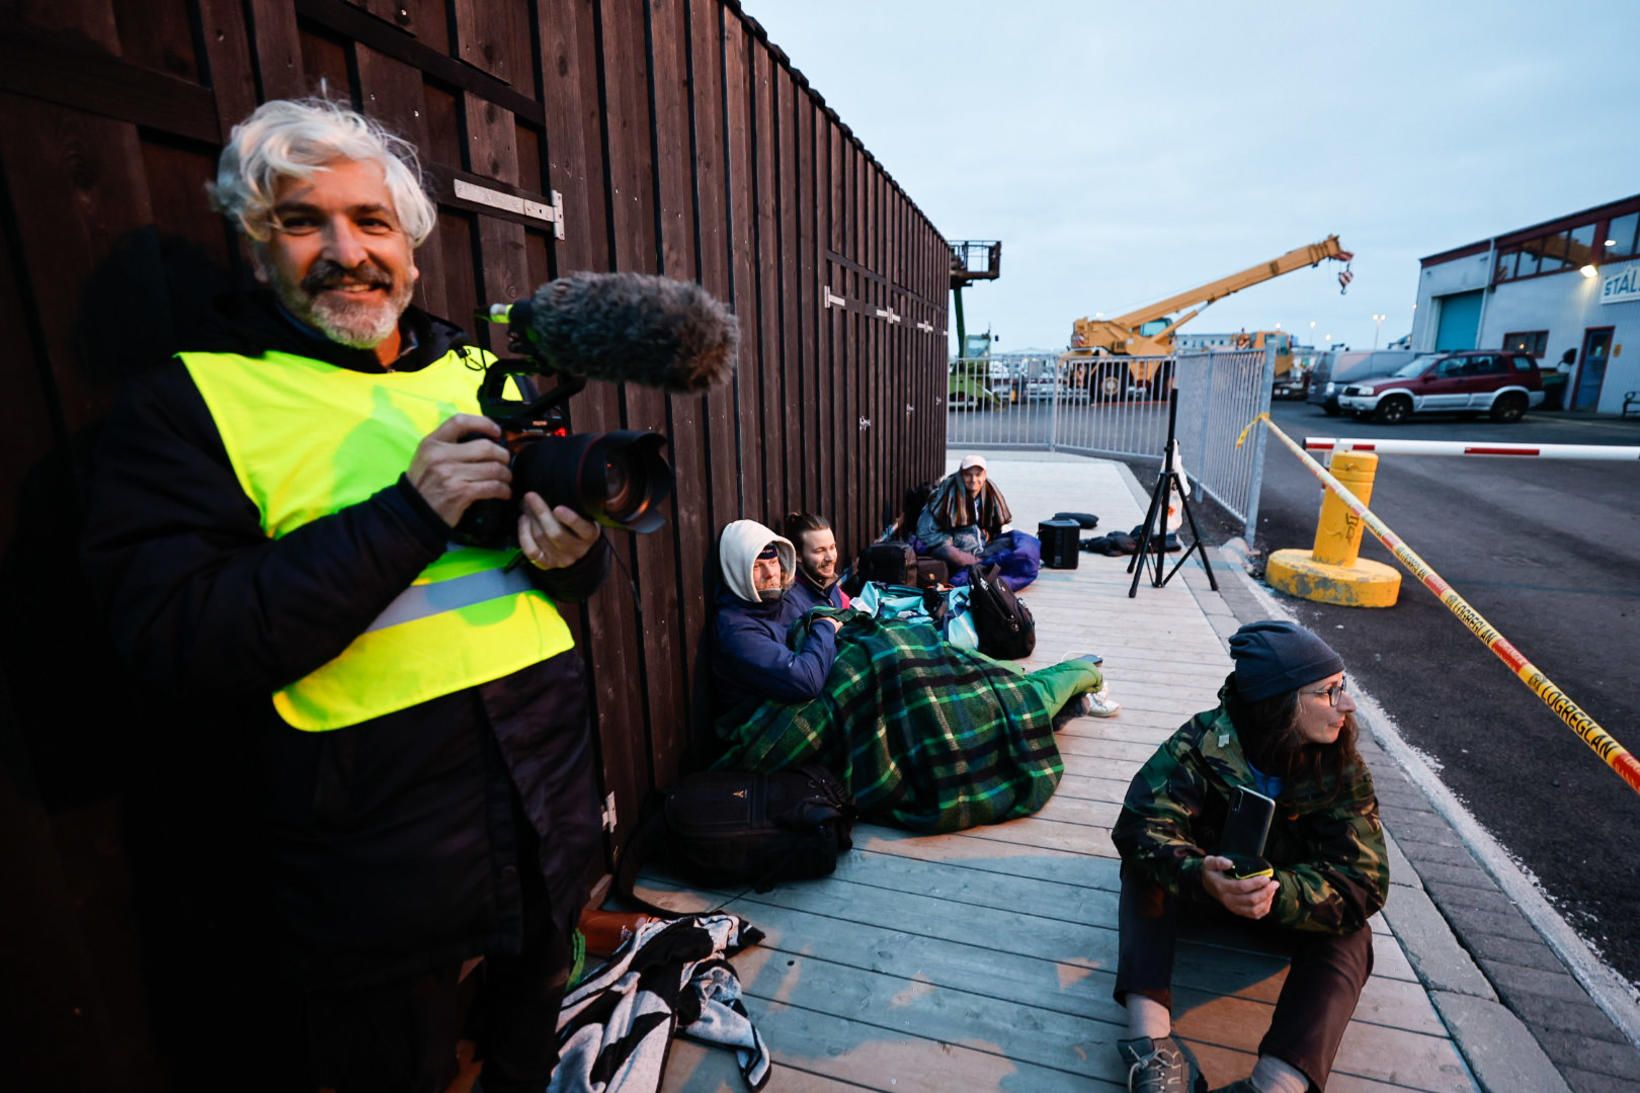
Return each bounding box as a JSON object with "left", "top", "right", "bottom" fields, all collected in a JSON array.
[
  {"left": 858, "top": 416, "right": 871, "bottom": 430},
  {"left": 823, "top": 285, "right": 846, "bottom": 309},
  {"left": 916, "top": 321, "right": 934, "bottom": 333},
  {"left": 876, "top": 307, "right": 901, "bottom": 324}
]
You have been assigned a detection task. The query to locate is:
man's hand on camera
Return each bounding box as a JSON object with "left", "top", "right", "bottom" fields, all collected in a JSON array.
[
  {"left": 518, "top": 493, "right": 601, "bottom": 570},
  {"left": 409, "top": 415, "right": 513, "bottom": 527},
  {"left": 1201, "top": 855, "right": 1277, "bottom": 920}
]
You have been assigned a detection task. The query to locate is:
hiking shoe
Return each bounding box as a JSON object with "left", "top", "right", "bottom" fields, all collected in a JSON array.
[
  {"left": 1117, "top": 1035, "right": 1204, "bottom": 1093},
  {"left": 1086, "top": 686, "right": 1121, "bottom": 718}
]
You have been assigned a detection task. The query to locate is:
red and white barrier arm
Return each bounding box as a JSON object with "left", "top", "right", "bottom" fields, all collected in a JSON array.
[
  {"left": 1305, "top": 437, "right": 1640, "bottom": 460},
  {"left": 1238, "top": 413, "right": 1640, "bottom": 796}
]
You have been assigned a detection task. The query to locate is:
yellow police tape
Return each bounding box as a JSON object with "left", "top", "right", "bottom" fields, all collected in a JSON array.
[{"left": 1238, "top": 412, "right": 1640, "bottom": 796}]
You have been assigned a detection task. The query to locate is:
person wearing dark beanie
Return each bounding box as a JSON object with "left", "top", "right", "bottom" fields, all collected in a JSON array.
[{"left": 1109, "top": 619, "right": 1388, "bottom": 1092}]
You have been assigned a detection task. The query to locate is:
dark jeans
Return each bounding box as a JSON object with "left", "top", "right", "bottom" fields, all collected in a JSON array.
[{"left": 1113, "top": 869, "right": 1374, "bottom": 1090}]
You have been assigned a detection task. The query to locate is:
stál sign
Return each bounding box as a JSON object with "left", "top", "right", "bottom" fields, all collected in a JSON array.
[{"left": 1601, "top": 261, "right": 1640, "bottom": 305}]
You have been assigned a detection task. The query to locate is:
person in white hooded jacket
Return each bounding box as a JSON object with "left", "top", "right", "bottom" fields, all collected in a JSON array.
[{"left": 712, "top": 519, "right": 844, "bottom": 712}]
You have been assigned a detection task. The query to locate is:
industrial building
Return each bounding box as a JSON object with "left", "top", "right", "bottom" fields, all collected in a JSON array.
[{"left": 1411, "top": 193, "right": 1639, "bottom": 412}]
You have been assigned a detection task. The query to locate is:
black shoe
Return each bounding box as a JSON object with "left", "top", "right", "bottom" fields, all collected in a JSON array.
[{"left": 1117, "top": 1035, "right": 1205, "bottom": 1093}]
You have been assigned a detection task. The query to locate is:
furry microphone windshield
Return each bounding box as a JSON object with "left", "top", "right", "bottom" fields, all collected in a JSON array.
[{"left": 502, "top": 272, "right": 738, "bottom": 393}]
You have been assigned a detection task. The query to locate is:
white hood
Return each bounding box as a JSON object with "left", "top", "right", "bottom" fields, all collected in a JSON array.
[{"left": 719, "top": 519, "right": 795, "bottom": 603}]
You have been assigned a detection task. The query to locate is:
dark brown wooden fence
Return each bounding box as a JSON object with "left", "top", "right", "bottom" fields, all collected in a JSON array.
[{"left": 0, "top": 0, "right": 949, "bottom": 1084}]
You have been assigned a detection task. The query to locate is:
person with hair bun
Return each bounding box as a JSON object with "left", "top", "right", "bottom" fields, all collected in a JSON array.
[
  {"left": 1110, "top": 620, "right": 1388, "bottom": 1093},
  {"left": 783, "top": 511, "right": 849, "bottom": 613}
]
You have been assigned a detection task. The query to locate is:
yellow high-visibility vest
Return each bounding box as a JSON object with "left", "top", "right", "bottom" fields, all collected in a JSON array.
[{"left": 181, "top": 347, "right": 574, "bottom": 731}]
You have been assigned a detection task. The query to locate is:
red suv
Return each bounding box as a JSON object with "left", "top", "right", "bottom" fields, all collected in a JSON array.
[{"left": 1337, "top": 350, "right": 1544, "bottom": 424}]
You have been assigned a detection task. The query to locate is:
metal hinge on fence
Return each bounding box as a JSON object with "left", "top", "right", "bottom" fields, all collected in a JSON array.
[
  {"left": 452, "top": 179, "right": 566, "bottom": 240},
  {"left": 859, "top": 416, "right": 871, "bottom": 430},
  {"left": 876, "top": 306, "right": 901, "bottom": 324},
  {"left": 823, "top": 285, "right": 847, "bottom": 309},
  {"left": 916, "top": 320, "right": 934, "bottom": 333}
]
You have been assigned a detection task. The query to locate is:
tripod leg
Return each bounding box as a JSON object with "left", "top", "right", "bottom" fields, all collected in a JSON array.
[
  {"left": 1174, "top": 487, "right": 1219, "bottom": 591},
  {"left": 1128, "top": 473, "right": 1167, "bottom": 597}
]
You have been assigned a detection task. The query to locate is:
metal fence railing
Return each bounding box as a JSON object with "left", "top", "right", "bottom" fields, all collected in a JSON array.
[{"left": 944, "top": 349, "right": 1274, "bottom": 534}]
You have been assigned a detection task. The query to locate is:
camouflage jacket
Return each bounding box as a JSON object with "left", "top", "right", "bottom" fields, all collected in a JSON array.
[{"left": 1111, "top": 682, "right": 1389, "bottom": 934}]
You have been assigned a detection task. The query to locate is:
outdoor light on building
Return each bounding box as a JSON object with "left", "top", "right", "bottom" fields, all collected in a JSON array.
[
  {"left": 1580, "top": 264, "right": 1599, "bottom": 278},
  {"left": 1372, "top": 312, "right": 1386, "bottom": 348}
]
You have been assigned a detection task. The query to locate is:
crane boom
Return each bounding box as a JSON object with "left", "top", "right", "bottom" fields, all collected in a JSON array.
[{"left": 1069, "top": 235, "right": 1352, "bottom": 358}]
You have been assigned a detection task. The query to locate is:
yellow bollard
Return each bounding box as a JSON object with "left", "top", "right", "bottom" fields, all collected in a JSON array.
[{"left": 1266, "top": 452, "right": 1402, "bottom": 607}]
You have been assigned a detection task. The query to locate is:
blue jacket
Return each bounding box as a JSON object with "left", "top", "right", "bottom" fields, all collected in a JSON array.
[
  {"left": 712, "top": 585, "right": 838, "bottom": 712},
  {"left": 788, "top": 570, "right": 846, "bottom": 614}
]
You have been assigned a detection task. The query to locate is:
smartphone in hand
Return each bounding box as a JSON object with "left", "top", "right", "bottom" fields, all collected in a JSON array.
[{"left": 1219, "top": 785, "right": 1276, "bottom": 880}]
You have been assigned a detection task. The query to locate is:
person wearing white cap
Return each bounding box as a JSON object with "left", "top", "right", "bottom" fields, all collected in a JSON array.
[{"left": 915, "top": 453, "right": 1011, "bottom": 568}]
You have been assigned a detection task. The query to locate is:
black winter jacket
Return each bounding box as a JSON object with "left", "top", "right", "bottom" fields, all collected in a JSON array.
[{"left": 82, "top": 293, "right": 610, "bottom": 987}]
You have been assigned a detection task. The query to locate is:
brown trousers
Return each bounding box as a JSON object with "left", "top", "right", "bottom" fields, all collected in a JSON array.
[{"left": 1114, "top": 870, "right": 1374, "bottom": 1090}]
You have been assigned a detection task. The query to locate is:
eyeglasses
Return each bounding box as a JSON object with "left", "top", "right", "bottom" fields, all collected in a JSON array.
[{"left": 1303, "top": 679, "right": 1349, "bottom": 708}]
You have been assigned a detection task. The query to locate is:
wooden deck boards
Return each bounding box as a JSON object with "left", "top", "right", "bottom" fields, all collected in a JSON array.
[{"left": 654, "top": 458, "right": 1474, "bottom": 1091}]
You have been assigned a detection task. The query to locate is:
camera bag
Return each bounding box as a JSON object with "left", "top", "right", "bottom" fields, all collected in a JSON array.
[
  {"left": 613, "top": 766, "right": 855, "bottom": 916},
  {"left": 963, "top": 562, "right": 1037, "bottom": 660}
]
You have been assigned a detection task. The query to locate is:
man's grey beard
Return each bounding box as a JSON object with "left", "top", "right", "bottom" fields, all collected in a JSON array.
[
  {"left": 273, "top": 258, "right": 414, "bottom": 350},
  {"left": 278, "top": 279, "right": 413, "bottom": 349},
  {"left": 756, "top": 587, "right": 784, "bottom": 603}
]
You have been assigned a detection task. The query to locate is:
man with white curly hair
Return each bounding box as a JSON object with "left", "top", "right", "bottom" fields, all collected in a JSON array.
[{"left": 84, "top": 99, "right": 608, "bottom": 1091}]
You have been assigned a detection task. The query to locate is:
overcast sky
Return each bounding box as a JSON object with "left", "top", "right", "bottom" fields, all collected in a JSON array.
[{"left": 746, "top": 1, "right": 1640, "bottom": 354}]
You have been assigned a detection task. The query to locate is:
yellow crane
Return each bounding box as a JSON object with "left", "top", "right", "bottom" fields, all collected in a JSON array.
[{"left": 1063, "top": 235, "right": 1353, "bottom": 399}]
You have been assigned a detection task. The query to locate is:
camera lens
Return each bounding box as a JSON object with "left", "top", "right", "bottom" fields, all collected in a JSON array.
[{"left": 511, "top": 430, "right": 673, "bottom": 534}]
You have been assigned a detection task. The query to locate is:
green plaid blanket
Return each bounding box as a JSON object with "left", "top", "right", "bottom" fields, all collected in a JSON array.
[{"left": 713, "top": 612, "right": 1063, "bottom": 833}]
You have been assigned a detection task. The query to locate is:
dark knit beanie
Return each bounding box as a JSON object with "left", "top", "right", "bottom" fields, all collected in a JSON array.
[{"left": 1228, "top": 620, "right": 1344, "bottom": 701}]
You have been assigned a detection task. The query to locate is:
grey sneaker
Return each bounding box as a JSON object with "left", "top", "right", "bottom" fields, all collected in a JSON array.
[{"left": 1117, "top": 1035, "right": 1204, "bottom": 1093}]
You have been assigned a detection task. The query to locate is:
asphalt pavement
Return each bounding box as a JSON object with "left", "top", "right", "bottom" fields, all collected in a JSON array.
[{"left": 1245, "top": 400, "right": 1640, "bottom": 999}]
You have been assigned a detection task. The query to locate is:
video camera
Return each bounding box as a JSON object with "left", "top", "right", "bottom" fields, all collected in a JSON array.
[{"left": 452, "top": 272, "right": 737, "bottom": 549}]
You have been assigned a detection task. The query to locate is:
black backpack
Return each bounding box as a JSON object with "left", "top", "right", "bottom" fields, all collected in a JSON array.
[
  {"left": 964, "top": 562, "right": 1036, "bottom": 660},
  {"left": 614, "top": 766, "right": 855, "bottom": 916}
]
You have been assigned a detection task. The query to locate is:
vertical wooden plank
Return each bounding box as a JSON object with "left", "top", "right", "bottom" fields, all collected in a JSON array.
[
  {"left": 750, "top": 38, "right": 781, "bottom": 524},
  {"left": 247, "top": 0, "right": 306, "bottom": 100},
  {"left": 197, "top": 0, "right": 260, "bottom": 138},
  {"left": 298, "top": 24, "right": 352, "bottom": 100},
  {"left": 453, "top": 0, "right": 531, "bottom": 87},
  {"left": 722, "top": 15, "right": 761, "bottom": 521},
  {"left": 798, "top": 95, "right": 825, "bottom": 526},
  {"left": 688, "top": 0, "right": 738, "bottom": 538},
  {"left": 116, "top": 0, "right": 201, "bottom": 81},
  {"left": 826, "top": 120, "right": 848, "bottom": 554},
  {"left": 537, "top": 0, "right": 648, "bottom": 853},
  {"left": 465, "top": 96, "right": 532, "bottom": 331},
  {"left": 775, "top": 63, "right": 801, "bottom": 518},
  {"left": 647, "top": 0, "right": 709, "bottom": 779},
  {"left": 0, "top": 104, "right": 155, "bottom": 427},
  {"left": 600, "top": 0, "right": 688, "bottom": 797},
  {"left": 354, "top": 48, "right": 449, "bottom": 319}
]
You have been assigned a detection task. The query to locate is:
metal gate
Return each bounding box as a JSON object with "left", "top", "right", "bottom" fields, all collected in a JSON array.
[{"left": 945, "top": 348, "right": 1275, "bottom": 533}]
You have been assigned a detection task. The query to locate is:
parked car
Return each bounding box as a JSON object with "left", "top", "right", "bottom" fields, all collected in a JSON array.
[
  {"left": 1336, "top": 350, "right": 1544, "bottom": 424},
  {"left": 1308, "top": 350, "right": 1419, "bottom": 415}
]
